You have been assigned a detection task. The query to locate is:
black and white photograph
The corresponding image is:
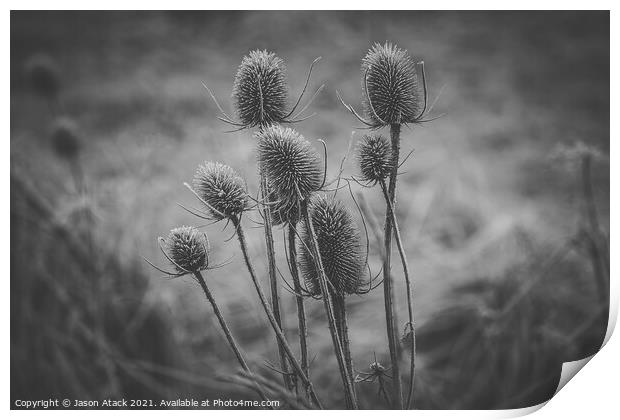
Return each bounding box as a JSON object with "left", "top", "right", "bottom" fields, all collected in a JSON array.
[{"left": 9, "top": 8, "right": 612, "bottom": 412}]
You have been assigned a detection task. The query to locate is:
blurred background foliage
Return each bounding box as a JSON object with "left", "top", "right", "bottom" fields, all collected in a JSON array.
[{"left": 10, "top": 11, "right": 609, "bottom": 409}]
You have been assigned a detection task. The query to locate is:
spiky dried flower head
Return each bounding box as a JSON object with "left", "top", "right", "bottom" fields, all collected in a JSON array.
[
  {"left": 356, "top": 134, "right": 392, "bottom": 185},
  {"left": 50, "top": 117, "right": 82, "bottom": 161},
  {"left": 362, "top": 42, "right": 422, "bottom": 127},
  {"left": 164, "top": 226, "right": 209, "bottom": 273},
  {"left": 298, "top": 195, "right": 365, "bottom": 297},
  {"left": 232, "top": 50, "right": 288, "bottom": 128},
  {"left": 193, "top": 162, "right": 249, "bottom": 221},
  {"left": 25, "top": 54, "right": 61, "bottom": 100},
  {"left": 256, "top": 125, "right": 323, "bottom": 206}
]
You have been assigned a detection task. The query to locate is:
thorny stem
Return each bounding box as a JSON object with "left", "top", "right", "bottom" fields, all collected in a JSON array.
[
  {"left": 333, "top": 294, "right": 356, "bottom": 402},
  {"left": 300, "top": 200, "right": 359, "bottom": 409},
  {"left": 382, "top": 123, "right": 404, "bottom": 409},
  {"left": 232, "top": 216, "right": 324, "bottom": 409},
  {"left": 288, "top": 224, "right": 310, "bottom": 399},
  {"left": 260, "top": 176, "right": 293, "bottom": 392},
  {"left": 193, "top": 271, "right": 272, "bottom": 404},
  {"left": 380, "top": 179, "right": 416, "bottom": 410}
]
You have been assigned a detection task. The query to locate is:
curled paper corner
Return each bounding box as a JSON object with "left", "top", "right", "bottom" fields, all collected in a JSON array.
[{"left": 554, "top": 355, "right": 594, "bottom": 396}]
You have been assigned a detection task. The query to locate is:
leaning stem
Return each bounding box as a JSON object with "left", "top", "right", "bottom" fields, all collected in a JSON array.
[
  {"left": 232, "top": 216, "right": 323, "bottom": 409},
  {"left": 288, "top": 224, "right": 310, "bottom": 398},
  {"left": 193, "top": 271, "right": 272, "bottom": 404},
  {"left": 382, "top": 123, "right": 404, "bottom": 409},
  {"left": 260, "top": 176, "right": 293, "bottom": 392},
  {"left": 380, "top": 179, "right": 416, "bottom": 410},
  {"left": 300, "top": 200, "right": 359, "bottom": 409},
  {"left": 333, "top": 294, "right": 356, "bottom": 402}
]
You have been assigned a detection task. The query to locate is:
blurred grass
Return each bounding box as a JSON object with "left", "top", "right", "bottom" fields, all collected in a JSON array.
[{"left": 10, "top": 11, "right": 609, "bottom": 409}]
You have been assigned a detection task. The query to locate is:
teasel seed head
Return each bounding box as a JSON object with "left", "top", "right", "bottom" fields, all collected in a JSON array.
[
  {"left": 256, "top": 125, "right": 323, "bottom": 207},
  {"left": 232, "top": 50, "right": 288, "bottom": 129},
  {"left": 50, "top": 117, "right": 82, "bottom": 161},
  {"left": 193, "top": 162, "right": 249, "bottom": 221},
  {"left": 362, "top": 42, "right": 422, "bottom": 126},
  {"left": 356, "top": 134, "right": 392, "bottom": 185},
  {"left": 164, "top": 226, "right": 209, "bottom": 274},
  {"left": 298, "top": 194, "right": 366, "bottom": 297}
]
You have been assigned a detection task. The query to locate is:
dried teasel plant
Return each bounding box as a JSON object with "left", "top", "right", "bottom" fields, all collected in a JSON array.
[
  {"left": 256, "top": 125, "right": 324, "bottom": 214},
  {"left": 204, "top": 49, "right": 323, "bottom": 131},
  {"left": 356, "top": 134, "right": 393, "bottom": 186},
  {"left": 338, "top": 42, "right": 436, "bottom": 409},
  {"left": 297, "top": 194, "right": 368, "bottom": 405},
  {"left": 202, "top": 49, "right": 323, "bottom": 390},
  {"left": 144, "top": 226, "right": 271, "bottom": 404},
  {"left": 186, "top": 161, "right": 324, "bottom": 408},
  {"left": 256, "top": 125, "right": 359, "bottom": 408}
]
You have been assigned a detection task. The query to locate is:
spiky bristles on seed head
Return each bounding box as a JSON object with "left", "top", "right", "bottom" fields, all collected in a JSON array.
[
  {"left": 362, "top": 42, "right": 422, "bottom": 127},
  {"left": 267, "top": 187, "right": 300, "bottom": 226},
  {"left": 193, "top": 162, "right": 249, "bottom": 221},
  {"left": 164, "top": 226, "right": 209, "bottom": 273},
  {"left": 298, "top": 195, "right": 365, "bottom": 297},
  {"left": 256, "top": 125, "right": 323, "bottom": 207},
  {"left": 50, "top": 117, "right": 82, "bottom": 161},
  {"left": 232, "top": 50, "right": 288, "bottom": 129},
  {"left": 356, "top": 134, "right": 392, "bottom": 185}
]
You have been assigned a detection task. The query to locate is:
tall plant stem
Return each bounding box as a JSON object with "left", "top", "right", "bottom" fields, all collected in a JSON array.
[
  {"left": 382, "top": 123, "right": 404, "bottom": 409},
  {"left": 193, "top": 271, "right": 272, "bottom": 404},
  {"left": 380, "top": 179, "right": 416, "bottom": 410},
  {"left": 232, "top": 216, "right": 323, "bottom": 409},
  {"left": 260, "top": 176, "right": 293, "bottom": 391},
  {"left": 333, "top": 294, "right": 356, "bottom": 401},
  {"left": 580, "top": 154, "right": 609, "bottom": 303},
  {"left": 300, "top": 200, "right": 359, "bottom": 409},
  {"left": 288, "top": 224, "right": 310, "bottom": 398}
]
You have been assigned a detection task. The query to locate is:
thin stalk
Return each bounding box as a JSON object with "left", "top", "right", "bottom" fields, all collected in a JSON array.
[
  {"left": 333, "top": 294, "right": 356, "bottom": 402},
  {"left": 382, "top": 123, "right": 404, "bottom": 409},
  {"left": 232, "top": 216, "right": 323, "bottom": 409},
  {"left": 300, "top": 200, "right": 359, "bottom": 409},
  {"left": 193, "top": 271, "right": 272, "bottom": 404},
  {"left": 380, "top": 179, "right": 416, "bottom": 410},
  {"left": 288, "top": 224, "right": 310, "bottom": 398},
  {"left": 581, "top": 154, "right": 609, "bottom": 301},
  {"left": 260, "top": 176, "right": 293, "bottom": 391}
]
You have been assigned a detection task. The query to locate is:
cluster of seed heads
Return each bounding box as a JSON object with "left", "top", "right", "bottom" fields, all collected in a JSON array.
[
  {"left": 299, "top": 194, "right": 365, "bottom": 297},
  {"left": 256, "top": 125, "right": 323, "bottom": 208},
  {"left": 356, "top": 134, "right": 393, "bottom": 185},
  {"left": 362, "top": 42, "right": 422, "bottom": 127},
  {"left": 164, "top": 226, "right": 209, "bottom": 274},
  {"left": 193, "top": 162, "right": 249, "bottom": 221},
  {"left": 233, "top": 50, "right": 288, "bottom": 128}
]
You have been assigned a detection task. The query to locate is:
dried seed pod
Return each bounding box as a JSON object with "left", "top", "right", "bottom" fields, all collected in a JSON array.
[
  {"left": 362, "top": 42, "right": 422, "bottom": 126},
  {"left": 164, "top": 226, "right": 209, "bottom": 273},
  {"left": 232, "top": 50, "right": 288, "bottom": 128},
  {"left": 256, "top": 125, "right": 323, "bottom": 206},
  {"left": 25, "top": 54, "right": 61, "bottom": 100},
  {"left": 298, "top": 195, "right": 365, "bottom": 297},
  {"left": 193, "top": 162, "right": 249, "bottom": 221},
  {"left": 356, "top": 134, "right": 392, "bottom": 185},
  {"left": 50, "top": 117, "right": 82, "bottom": 161}
]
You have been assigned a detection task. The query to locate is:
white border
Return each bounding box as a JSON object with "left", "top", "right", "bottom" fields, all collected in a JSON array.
[{"left": 5, "top": 4, "right": 616, "bottom": 419}]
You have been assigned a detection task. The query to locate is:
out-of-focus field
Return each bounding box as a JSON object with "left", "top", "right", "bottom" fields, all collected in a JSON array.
[{"left": 11, "top": 11, "right": 609, "bottom": 409}]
